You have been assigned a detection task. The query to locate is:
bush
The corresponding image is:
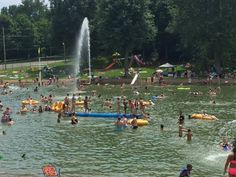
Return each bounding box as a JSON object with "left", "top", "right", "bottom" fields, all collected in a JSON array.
[{"left": 92, "top": 56, "right": 110, "bottom": 69}]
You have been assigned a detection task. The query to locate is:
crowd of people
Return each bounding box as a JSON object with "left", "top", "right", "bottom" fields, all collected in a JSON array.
[{"left": 0, "top": 76, "right": 236, "bottom": 177}]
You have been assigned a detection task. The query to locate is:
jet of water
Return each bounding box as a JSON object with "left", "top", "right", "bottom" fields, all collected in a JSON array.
[{"left": 75, "top": 17, "right": 91, "bottom": 80}]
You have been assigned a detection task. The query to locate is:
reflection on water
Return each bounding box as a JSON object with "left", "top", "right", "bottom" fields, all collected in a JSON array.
[{"left": 0, "top": 84, "right": 235, "bottom": 176}]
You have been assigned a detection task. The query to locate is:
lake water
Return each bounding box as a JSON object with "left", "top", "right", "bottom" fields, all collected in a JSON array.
[{"left": 0, "top": 83, "right": 235, "bottom": 177}]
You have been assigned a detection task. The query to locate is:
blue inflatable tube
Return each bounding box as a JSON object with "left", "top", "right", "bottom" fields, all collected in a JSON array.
[{"left": 67, "top": 112, "right": 142, "bottom": 118}]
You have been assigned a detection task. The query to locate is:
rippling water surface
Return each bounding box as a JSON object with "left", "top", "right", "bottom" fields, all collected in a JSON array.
[{"left": 0, "top": 84, "right": 235, "bottom": 177}]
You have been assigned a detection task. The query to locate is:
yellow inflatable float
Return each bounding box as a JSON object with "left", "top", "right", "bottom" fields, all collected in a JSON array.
[
  {"left": 191, "top": 114, "right": 218, "bottom": 121},
  {"left": 22, "top": 99, "right": 39, "bottom": 105},
  {"left": 75, "top": 101, "right": 84, "bottom": 106},
  {"left": 51, "top": 101, "right": 64, "bottom": 112},
  {"left": 52, "top": 101, "right": 84, "bottom": 112},
  {"left": 127, "top": 119, "right": 149, "bottom": 126},
  {"left": 142, "top": 100, "right": 154, "bottom": 107}
]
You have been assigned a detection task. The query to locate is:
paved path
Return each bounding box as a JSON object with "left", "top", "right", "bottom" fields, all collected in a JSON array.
[{"left": 0, "top": 60, "right": 64, "bottom": 70}]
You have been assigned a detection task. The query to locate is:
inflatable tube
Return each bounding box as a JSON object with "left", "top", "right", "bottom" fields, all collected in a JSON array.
[
  {"left": 191, "top": 114, "right": 218, "bottom": 121},
  {"left": 22, "top": 100, "right": 39, "bottom": 105},
  {"left": 67, "top": 112, "right": 142, "bottom": 118},
  {"left": 127, "top": 119, "right": 149, "bottom": 126},
  {"left": 75, "top": 101, "right": 84, "bottom": 106},
  {"left": 177, "top": 87, "right": 190, "bottom": 90}
]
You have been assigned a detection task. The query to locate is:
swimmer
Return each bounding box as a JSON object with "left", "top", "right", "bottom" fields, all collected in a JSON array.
[
  {"left": 179, "top": 164, "right": 193, "bottom": 177},
  {"left": 115, "top": 117, "right": 123, "bottom": 127},
  {"left": 178, "top": 125, "right": 185, "bottom": 137},
  {"left": 57, "top": 112, "right": 61, "bottom": 123},
  {"left": 177, "top": 111, "right": 185, "bottom": 125},
  {"left": 122, "top": 117, "right": 128, "bottom": 127},
  {"left": 184, "top": 129, "right": 193, "bottom": 141},
  {"left": 220, "top": 137, "right": 232, "bottom": 151},
  {"left": 7, "top": 118, "right": 14, "bottom": 126},
  {"left": 160, "top": 124, "right": 164, "bottom": 132},
  {"left": 71, "top": 113, "right": 78, "bottom": 125},
  {"left": 0, "top": 100, "right": 3, "bottom": 111},
  {"left": 131, "top": 117, "right": 138, "bottom": 129}
]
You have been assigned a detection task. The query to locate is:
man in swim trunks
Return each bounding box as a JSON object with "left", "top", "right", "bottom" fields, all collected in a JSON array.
[
  {"left": 179, "top": 164, "right": 192, "bottom": 177},
  {"left": 224, "top": 147, "right": 236, "bottom": 177}
]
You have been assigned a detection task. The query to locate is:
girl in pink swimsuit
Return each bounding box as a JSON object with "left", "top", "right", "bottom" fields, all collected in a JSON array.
[{"left": 224, "top": 147, "right": 236, "bottom": 177}]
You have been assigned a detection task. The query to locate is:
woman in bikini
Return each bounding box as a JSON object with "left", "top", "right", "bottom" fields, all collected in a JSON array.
[{"left": 224, "top": 147, "right": 236, "bottom": 177}]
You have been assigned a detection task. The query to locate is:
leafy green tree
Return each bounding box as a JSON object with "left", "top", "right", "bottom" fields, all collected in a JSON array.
[
  {"left": 170, "top": 0, "right": 236, "bottom": 70},
  {"left": 96, "top": 0, "right": 157, "bottom": 77},
  {"left": 50, "top": 0, "right": 97, "bottom": 51}
]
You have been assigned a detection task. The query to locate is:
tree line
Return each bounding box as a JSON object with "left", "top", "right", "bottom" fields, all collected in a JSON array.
[{"left": 0, "top": 0, "right": 236, "bottom": 73}]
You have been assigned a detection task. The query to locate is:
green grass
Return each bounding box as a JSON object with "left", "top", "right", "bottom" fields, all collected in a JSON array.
[{"left": 0, "top": 60, "right": 172, "bottom": 81}]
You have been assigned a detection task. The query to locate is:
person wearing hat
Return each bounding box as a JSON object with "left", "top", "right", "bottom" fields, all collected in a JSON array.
[{"left": 179, "top": 164, "right": 192, "bottom": 177}]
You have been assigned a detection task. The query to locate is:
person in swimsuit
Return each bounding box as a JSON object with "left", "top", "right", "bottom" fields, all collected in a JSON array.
[
  {"left": 160, "top": 124, "right": 164, "bottom": 132},
  {"left": 71, "top": 113, "right": 78, "bottom": 125},
  {"left": 220, "top": 137, "right": 232, "bottom": 151},
  {"left": 179, "top": 164, "right": 192, "bottom": 177},
  {"left": 131, "top": 117, "right": 138, "bottom": 129},
  {"left": 224, "top": 147, "right": 236, "bottom": 177}
]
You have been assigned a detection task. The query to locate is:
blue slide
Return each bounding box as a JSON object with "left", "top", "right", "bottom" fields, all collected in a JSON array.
[{"left": 66, "top": 112, "right": 142, "bottom": 118}]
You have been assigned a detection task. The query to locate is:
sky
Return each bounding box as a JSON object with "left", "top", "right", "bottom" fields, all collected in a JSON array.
[{"left": 0, "top": 0, "right": 49, "bottom": 9}]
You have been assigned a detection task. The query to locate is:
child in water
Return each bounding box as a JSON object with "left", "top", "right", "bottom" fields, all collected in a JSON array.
[
  {"left": 179, "top": 164, "right": 192, "bottom": 177},
  {"left": 185, "top": 129, "right": 193, "bottom": 141}
]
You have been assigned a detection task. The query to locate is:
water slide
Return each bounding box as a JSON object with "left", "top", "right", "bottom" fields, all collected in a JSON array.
[
  {"left": 104, "top": 62, "right": 116, "bottom": 71},
  {"left": 67, "top": 112, "right": 142, "bottom": 118},
  {"left": 131, "top": 73, "right": 139, "bottom": 85}
]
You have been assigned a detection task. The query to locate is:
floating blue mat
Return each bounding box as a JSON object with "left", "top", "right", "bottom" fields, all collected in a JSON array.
[{"left": 66, "top": 112, "right": 142, "bottom": 118}]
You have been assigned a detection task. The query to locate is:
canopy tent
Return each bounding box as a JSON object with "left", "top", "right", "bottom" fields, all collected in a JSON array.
[{"left": 158, "top": 63, "right": 174, "bottom": 68}]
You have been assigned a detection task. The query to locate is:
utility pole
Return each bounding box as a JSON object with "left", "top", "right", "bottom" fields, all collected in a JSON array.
[
  {"left": 2, "top": 27, "right": 7, "bottom": 70},
  {"left": 38, "top": 47, "right": 42, "bottom": 86}
]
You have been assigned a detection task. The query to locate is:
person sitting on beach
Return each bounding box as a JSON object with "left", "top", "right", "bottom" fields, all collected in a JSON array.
[{"left": 179, "top": 164, "right": 192, "bottom": 177}]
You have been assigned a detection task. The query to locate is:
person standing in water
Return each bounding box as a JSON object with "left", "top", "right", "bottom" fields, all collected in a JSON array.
[
  {"left": 185, "top": 129, "right": 193, "bottom": 141},
  {"left": 224, "top": 147, "right": 236, "bottom": 177},
  {"left": 160, "top": 124, "right": 164, "bottom": 132}
]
